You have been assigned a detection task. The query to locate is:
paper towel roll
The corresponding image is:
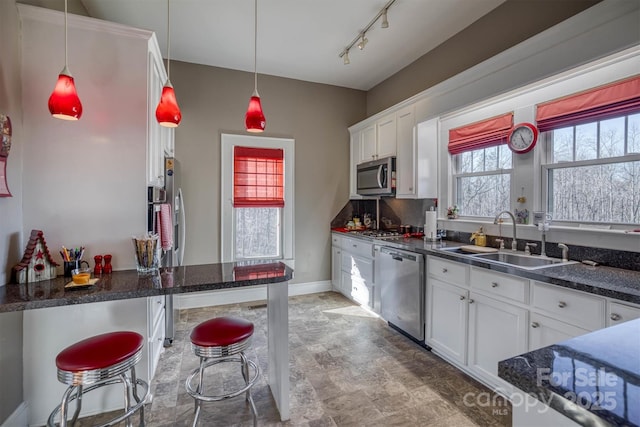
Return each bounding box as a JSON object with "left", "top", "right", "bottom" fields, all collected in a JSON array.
[{"left": 425, "top": 211, "right": 438, "bottom": 241}]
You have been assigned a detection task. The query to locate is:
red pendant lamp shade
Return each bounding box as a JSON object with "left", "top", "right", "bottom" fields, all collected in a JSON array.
[
  {"left": 245, "top": 94, "right": 265, "bottom": 133},
  {"left": 48, "top": 68, "right": 83, "bottom": 120},
  {"left": 245, "top": 0, "right": 265, "bottom": 133},
  {"left": 156, "top": 80, "right": 182, "bottom": 128}
]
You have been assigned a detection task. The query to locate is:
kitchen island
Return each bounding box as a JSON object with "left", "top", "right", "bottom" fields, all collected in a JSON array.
[
  {"left": 498, "top": 318, "right": 640, "bottom": 426},
  {"left": 1, "top": 261, "right": 293, "bottom": 425}
]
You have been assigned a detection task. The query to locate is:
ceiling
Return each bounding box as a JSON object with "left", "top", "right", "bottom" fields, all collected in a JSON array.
[{"left": 79, "top": 0, "right": 507, "bottom": 91}]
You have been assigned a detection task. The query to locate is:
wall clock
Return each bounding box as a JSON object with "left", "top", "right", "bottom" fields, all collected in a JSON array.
[{"left": 507, "top": 122, "right": 538, "bottom": 154}]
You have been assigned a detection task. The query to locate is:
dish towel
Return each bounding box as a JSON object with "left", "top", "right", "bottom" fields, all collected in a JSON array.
[{"left": 157, "top": 203, "right": 173, "bottom": 251}]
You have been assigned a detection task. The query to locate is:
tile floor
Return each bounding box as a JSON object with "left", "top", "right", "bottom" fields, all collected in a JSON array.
[{"left": 76, "top": 291, "right": 511, "bottom": 426}]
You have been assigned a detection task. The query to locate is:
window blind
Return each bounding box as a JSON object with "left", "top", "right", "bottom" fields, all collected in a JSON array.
[
  {"left": 448, "top": 112, "right": 513, "bottom": 155},
  {"left": 536, "top": 74, "right": 640, "bottom": 132},
  {"left": 233, "top": 146, "right": 284, "bottom": 208}
]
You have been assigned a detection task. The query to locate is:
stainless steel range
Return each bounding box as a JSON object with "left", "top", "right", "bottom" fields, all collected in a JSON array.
[{"left": 348, "top": 230, "right": 402, "bottom": 239}]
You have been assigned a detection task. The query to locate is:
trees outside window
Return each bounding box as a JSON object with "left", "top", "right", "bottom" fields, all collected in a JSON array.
[{"left": 544, "top": 112, "right": 640, "bottom": 224}]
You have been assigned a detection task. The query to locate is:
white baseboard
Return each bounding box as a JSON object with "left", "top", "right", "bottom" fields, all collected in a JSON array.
[
  {"left": 2, "top": 402, "right": 27, "bottom": 427},
  {"left": 175, "top": 280, "right": 332, "bottom": 309}
]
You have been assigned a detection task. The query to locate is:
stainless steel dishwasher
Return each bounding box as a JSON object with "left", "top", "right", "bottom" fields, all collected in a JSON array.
[{"left": 377, "top": 245, "right": 425, "bottom": 342}]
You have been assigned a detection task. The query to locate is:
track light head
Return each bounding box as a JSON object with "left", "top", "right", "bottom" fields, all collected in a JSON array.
[
  {"left": 381, "top": 9, "right": 389, "bottom": 28},
  {"left": 357, "top": 34, "right": 368, "bottom": 50},
  {"left": 343, "top": 50, "right": 350, "bottom": 65}
]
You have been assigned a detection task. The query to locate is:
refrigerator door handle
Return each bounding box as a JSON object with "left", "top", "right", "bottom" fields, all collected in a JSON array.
[{"left": 177, "top": 187, "right": 186, "bottom": 266}]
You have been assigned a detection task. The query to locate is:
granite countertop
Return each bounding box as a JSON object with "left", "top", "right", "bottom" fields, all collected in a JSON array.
[
  {"left": 498, "top": 318, "right": 640, "bottom": 426},
  {"left": 0, "top": 261, "right": 294, "bottom": 313},
  {"left": 333, "top": 231, "right": 640, "bottom": 304}
]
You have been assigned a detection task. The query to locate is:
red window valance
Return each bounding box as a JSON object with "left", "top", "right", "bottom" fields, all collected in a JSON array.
[
  {"left": 536, "top": 74, "right": 640, "bottom": 132},
  {"left": 233, "top": 262, "right": 286, "bottom": 281},
  {"left": 448, "top": 112, "right": 513, "bottom": 155},
  {"left": 233, "top": 146, "right": 284, "bottom": 208}
]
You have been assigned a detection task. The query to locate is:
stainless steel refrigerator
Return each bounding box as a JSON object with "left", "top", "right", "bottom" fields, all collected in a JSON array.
[{"left": 147, "top": 157, "right": 185, "bottom": 347}]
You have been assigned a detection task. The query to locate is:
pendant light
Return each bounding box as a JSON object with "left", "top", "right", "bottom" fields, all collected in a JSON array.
[
  {"left": 156, "top": 0, "right": 182, "bottom": 128},
  {"left": 245, "top": 0, "right": 265, "bottom": 133},
  {"left": 48, "top": 0, "right": 82, "bottom": 120}
]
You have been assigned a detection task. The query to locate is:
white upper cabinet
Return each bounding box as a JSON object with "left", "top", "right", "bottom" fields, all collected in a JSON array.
[
  {"left": 359, "top": 124, "right": 377, "bottom": 163},
  {"left": 375, "top": 113, "right": 397, "bottom": 159}
]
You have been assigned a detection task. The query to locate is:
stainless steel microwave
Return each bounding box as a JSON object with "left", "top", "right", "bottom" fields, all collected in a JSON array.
[{"left": 356, "top": 156, "right": 396, "bottom": 196}]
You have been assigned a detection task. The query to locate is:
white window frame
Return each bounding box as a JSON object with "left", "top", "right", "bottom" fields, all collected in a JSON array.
[
  {"left": 451, "top": 146, "right": 513, "bottom": 219},
  {"left": 220, "top": 134, "right": 295, "bottom": 264},
  {"left": 541, "top": 120, "right": 640, "bottom": 228}
]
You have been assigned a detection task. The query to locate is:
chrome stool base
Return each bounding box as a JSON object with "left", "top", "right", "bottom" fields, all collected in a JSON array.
[{"left": 185, "top": 353, "right": 259, "bottom": 427}]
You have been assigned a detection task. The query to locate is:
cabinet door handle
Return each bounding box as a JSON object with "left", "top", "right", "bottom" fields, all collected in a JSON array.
[
  {"left": 442, "top": 268, "right": 448, "bottom": 273},
  {"left": 459, "top": 295, "right": 466, "bottom": 300},
  {"left": 353, "top": 244, "right": 357, "bottom": 248},
  {"left": 610, "top": 313, "right": 621, "bottom": 321},
  {"left": 531, "top": 322, "right": 540, "bottom": 328},
  {"left": 468, "top": 299, "right": 474, "bottom": 304},
  {"left": 491, "top": 282, "right": 499, "bottom": 288},
  {"left": 409, "top": 187, "right": 413, "bottom": 191},
  {"left": 558, "top": 301, "right": 567, "bottom": 308}
]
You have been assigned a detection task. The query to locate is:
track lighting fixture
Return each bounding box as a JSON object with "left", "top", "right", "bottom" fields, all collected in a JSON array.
[{"left": 338, "top": 0, "right": 396, "bottom": 65}]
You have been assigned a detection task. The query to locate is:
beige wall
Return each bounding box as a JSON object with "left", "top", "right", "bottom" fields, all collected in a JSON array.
[
  {"left": 0, "top": 1, "right": 24, "bottom": 422},
  {"left": 171, "top": 61, "right": 366, "bottom": 284},
  {"left": 366, "top": 0, "right": 602, "bottom": 116}
]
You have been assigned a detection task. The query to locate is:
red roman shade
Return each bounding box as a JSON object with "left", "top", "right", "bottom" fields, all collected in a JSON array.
[
  {"left": 448, "top": 112, "right": 513, "bottom": 155},
  {"left": 536, "top": 74, "right": 640, "bottom": 132},
  {"left": 233, "top": 146, "right": 284, "bottom": 208}
]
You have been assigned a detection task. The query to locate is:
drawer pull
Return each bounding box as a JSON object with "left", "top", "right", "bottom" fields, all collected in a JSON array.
[
  {"left": 491, "top": 282, "right": 499, "bottom": 288},
  {"left": 353, "top": 244, "right": 357, "bottom": 248},
  {"left": 459, "top": 295, "right": 466, "bottom": 301},
  {"left": 558, "top": 301, "right": 567, "bottom": 308},
  {"left": 531, "top": 322, "right": 540, "bottom": 328},
  {"left": 468, "top": 299, "right": 474, "bottom": 304},
  {"left": 442, "top": 268, "right": 448, "bottom": 273},
  {"left": 610, "top": 313, "right": 621, "bottom": 321}
]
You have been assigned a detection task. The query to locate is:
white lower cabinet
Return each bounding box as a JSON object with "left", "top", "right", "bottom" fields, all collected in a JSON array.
[
  {"left": 529, "top": 312, "right": 590, "bottom": 351},
  {"left": 426, "top": 278, "right": 468, "bottom": 364},
  {"left": 331, "top": 245, "right": 342, "bottom": 290},
  {"left": 337, "top": 236, "right": 375, "bottom": 311},
  {"left": 607, "top": 301, "right": 640, "bottom": 326},
  {"left": 467, "top": 292, "right": 528, "bottom": 391}
]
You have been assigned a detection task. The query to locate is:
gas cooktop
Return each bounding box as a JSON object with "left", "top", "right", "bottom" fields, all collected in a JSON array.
[{"left": 348, "top": 230, "right": 402, "bottom": 239}]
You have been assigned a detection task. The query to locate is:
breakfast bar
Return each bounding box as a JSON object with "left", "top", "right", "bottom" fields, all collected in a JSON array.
[{"left": 0, "top": 262, "right": 293, "bottom": 425}]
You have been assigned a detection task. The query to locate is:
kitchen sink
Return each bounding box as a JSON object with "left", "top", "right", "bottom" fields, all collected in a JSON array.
[
  {"left": 437, "top": 246, "right": 576, "bottom": 270},
  {"left": 473, "top": 252, "right": 575, "bottom": 269}
]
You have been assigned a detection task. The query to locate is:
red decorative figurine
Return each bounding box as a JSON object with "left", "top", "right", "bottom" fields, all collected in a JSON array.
[
  {"left": 94, "top": 255, "right": 103, "bottom": 275},
  {"left": 103, "top": 254, "right": 113, "bottom": 274}
]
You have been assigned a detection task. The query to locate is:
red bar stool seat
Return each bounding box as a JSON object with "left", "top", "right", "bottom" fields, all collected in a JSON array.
[
  {"left": 47, "top": 331, "right": 149, "bottom": 427},
  {"left": 185, "top": 317, "right": 260, "bottom": 426}
]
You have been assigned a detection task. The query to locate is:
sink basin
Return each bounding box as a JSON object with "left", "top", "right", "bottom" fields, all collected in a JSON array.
[
  {"left": 439, "top": 247, "right": 483, "bottom": 255},
  {"left": 474, "top": 252, "right": 574, "bottom": 270}
]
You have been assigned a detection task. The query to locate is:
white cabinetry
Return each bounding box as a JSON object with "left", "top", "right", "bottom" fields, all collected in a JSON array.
[
  {"left": 375, "top": 113, "right": 397, "bottom": 159},
  {"left": 467, "top": 292, "right": 528, "bottom": 391},
  {"left": 529, "top": 312, "right": 589, "bottom": 351},
  {"left": 396, "top": 111, "right": 438, "bottom": 199},
  {"left": 147, "top": 51, "right": 174, "bottom": 188},
  {"left": 359, "top": 124, "right": 378, "bottom": 162},
  {"left": 607, "top": 301, "right": 640, "bottom": 326},
  {"left": 427, "top": 277, "right": 468, "bottom": 364},
  {"left": 338, "top": 236, "right": 375, "bottom": 310},
  {"left": 331, "top": 234, "right": 342, "bottom": 291},
  {"left": 531, "top": 282, "right": 605, "bottom": 331}
]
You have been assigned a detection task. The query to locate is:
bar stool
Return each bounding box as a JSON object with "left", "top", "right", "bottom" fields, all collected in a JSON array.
[
  {"left": 47, "top": 331, "right": 149, "bottom": 427},
  {"left": 185, "top": 317, "right": 260, "bottom": 427}
]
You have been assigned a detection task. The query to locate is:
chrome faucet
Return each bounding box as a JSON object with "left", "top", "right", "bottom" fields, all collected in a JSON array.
[
  {"left": 494, "top": 210, "right": 518, "bottom": 251},
  {"left": 558, "top": 243, "right": 569, "bottom": 262}
]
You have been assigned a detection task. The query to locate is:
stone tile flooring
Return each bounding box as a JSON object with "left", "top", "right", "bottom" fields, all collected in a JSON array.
[{"left": 76, "top": 291, "right": 511, "bottom": 426}]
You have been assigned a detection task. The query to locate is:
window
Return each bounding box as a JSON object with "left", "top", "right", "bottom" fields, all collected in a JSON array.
[
  {"left": 543, "top": 112, "right": 640, "bottom": 224},
  {"left": 221, "top": 134, "right": 294, "bottom": 263},
  {"left": 449, "top": 112, "right": 513, "bottom": 217},
  {"left": 453, "top": 146, "right": 512, "bottom": 217}
]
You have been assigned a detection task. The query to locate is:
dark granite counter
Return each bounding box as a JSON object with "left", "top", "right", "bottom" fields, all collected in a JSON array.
[
  {"left": 334, "top": 231, "right": 640, "bottom": 304},
  {"left": 0, "top": 261, "right": 294, "bottom": 313},
  {"left": 498, "top": 318, "right": 640, "bottom": 426}
]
